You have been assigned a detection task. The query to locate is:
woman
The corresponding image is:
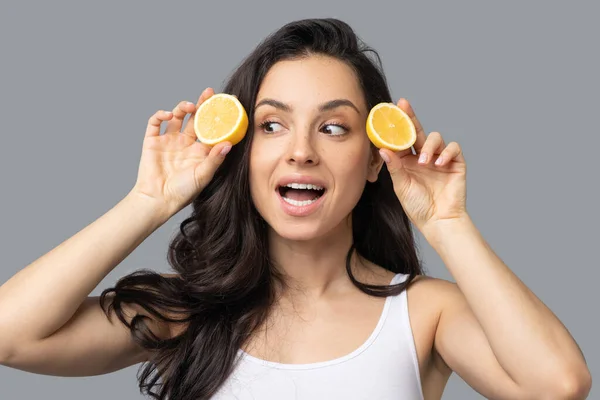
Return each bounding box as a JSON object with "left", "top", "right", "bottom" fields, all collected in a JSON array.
[{"left": 0, "top": 18, "right": 591, "bottom": 400}]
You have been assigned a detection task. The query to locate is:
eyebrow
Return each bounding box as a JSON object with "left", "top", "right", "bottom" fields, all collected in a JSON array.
[{"left": 254, "top": 98, "right": 361, "bottom": 114}]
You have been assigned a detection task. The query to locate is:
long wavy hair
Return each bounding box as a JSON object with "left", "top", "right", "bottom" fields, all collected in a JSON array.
[{"left": 100, "top": 17, "right": 424, "bottom": 400}]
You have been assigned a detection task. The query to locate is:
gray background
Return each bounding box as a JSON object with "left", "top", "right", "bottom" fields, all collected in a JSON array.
[{"left": 0, "top": 1, "right": 597, "bottom": 399}]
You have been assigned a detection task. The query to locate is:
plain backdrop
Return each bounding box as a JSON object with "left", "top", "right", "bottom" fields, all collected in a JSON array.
[{"left": 0, "top": 1, "right": 597, "bottom": 399}]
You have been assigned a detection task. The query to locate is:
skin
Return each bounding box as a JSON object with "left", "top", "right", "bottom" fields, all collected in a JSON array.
[
  {"left": 0, "top": 55, "right": 590, "bottom": 399},
  {"left": 249, "top": 56, "right": 380, "bottom": 286},
  {"left": 241, "top": 55, "right": 592, "bottom": 399}
]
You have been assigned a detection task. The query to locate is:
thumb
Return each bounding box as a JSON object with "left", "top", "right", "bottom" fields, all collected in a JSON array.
[
  {"left": 194, "top": 142, "right": 232, "bottom": 191},
  {"left": 379, "top": 148, "right": 409, "bottom": 182}
]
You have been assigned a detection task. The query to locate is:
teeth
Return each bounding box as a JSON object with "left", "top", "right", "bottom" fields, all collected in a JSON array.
[
  {"left": 282, "top": 197, "right": 320, "bottom": 207},
  {"left": 285, "top": 182, "right": 324, "bottom": 190}
]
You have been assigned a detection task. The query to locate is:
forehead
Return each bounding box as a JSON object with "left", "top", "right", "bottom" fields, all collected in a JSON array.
[{"left": 256, "top": 55, "right": 366, "bottom": 112}]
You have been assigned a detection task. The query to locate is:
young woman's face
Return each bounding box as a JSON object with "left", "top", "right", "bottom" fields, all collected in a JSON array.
[{"left": 249, "top": 55, "right": 382, "bottom": 241}]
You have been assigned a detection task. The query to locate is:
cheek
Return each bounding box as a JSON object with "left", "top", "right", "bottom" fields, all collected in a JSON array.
[
  {"left": 334, "top": 145, "right": 371, "bottom": 182},
  {"left": 249, "top": 138, "right": 280, "bottom": 197},
  {"left": 250, "top": 135, "right": 282, "bottom": 165}
]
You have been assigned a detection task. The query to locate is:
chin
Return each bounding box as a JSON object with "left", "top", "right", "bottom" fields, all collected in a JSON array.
[
  {"left": 269, "top": 222, "right": 328, "bottom": 242},
  {"left": 267, "top": 213, "right": 354, "bottom": 244}
]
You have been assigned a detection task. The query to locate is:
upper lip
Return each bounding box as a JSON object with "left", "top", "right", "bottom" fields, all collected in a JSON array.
[{"left": 276, "top": 175, "right": 328, "bottom": 190}]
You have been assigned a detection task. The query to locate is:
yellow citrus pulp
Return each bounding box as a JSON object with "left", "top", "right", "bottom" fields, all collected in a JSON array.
[
  {"left": 193, "top": 93, "right": 248, "bottom": 146},
  {"left": 366, "top": 102, "right": 417, "bottom": 151}
]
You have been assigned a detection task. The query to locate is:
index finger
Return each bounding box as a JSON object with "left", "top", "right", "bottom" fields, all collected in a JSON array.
[
  {"left": 397, "top": 98, "right": 426, "bottom": 153},
  {"left": 183, "top": 87, "right": 215, "bottom": 139},
  {"left": 145, "top": 110, "right": 173, "bottom": 138}
]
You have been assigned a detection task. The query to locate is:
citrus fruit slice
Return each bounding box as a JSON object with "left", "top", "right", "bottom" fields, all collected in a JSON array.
[
  {"left": 366, "top": 102, "right": 417, "bottom": 151},
  {"left": 193, "top": 93, "right": 248, "bottom": 146}
]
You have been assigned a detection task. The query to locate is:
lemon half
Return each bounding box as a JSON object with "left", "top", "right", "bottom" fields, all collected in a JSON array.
[
  {"left": 193, "top": 93, "right": 248, "bottom": 146},
  {"left": 366, "top": 102, "right": 417, "bottom": 151}
]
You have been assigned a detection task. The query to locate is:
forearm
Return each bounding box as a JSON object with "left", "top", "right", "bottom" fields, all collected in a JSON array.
[
  {"left": 0, "top": 191, "right": 169, "bottom": 347},
  {"left": 424, "top": 215, "right": 588, "bottom": 387}
]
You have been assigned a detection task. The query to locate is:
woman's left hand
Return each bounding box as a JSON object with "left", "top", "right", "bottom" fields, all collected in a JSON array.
[{"left": 379, "top": 98, "right": 468, "bottom": 235}]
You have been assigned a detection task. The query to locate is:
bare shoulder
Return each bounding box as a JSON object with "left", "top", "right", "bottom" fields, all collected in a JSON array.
[
  {"left": 405, "top": 275, "right": 465, "bottom": 337},
  {"left": 408, "top": 275, "right": 461, "bottom": 302},
  {"left": 404, "top": 275, "right": 464, "bottom": 394}
]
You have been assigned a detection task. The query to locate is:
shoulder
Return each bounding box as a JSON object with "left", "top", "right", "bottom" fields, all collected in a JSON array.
[
  {"left": 407, "top": 275, "right": 462, "bottom": 305},
  {"left": 403, "top": 275, "right": 464, "bottom": 373},
  {"left": 405, "top": 275, "right": 466, "bottom": 325},
  {"left": 408, "top": 274, "right": 458, "bottom": 291}
]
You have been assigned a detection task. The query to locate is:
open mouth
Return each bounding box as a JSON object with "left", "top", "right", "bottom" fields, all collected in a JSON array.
[{"left": 277, "top": 183, "right": 326, "bottom": 207}]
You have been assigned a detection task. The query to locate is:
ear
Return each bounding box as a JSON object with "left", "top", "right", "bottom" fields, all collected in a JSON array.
[{"left": 367, "top": 144, "right": 384, "bottom": 182}]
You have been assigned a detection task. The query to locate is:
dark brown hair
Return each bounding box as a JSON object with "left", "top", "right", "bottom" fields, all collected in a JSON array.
[{"left": 100, "top": 17, "right": 423, "bottom": 400}]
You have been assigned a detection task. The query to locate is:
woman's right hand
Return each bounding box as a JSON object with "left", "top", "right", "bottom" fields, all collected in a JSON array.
[{"left": 129, "top": 87, "right": 232, "bottom": 220}]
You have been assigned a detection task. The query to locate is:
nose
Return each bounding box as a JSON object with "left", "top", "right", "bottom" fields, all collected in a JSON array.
[{"left": 286, "top": 129, "right": 319, "bottom": 166}]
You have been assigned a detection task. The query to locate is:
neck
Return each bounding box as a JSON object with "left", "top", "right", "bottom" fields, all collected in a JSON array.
[{"left": 268, "top": 220, "right": 368, "bottom": 298}]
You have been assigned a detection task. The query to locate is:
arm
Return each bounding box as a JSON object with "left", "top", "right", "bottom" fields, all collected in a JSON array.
[
  {"left": 425, "top": 215, "right": 592, "bottom": 399},
  {"left": 0, "top": 92, "right": 230, "bottom": 376},
  {"left": 380, "top": 98, "right": 591, "bottom": 399},
  {"left": 0, "top": 192, "right": 170, "bottom": 375}
]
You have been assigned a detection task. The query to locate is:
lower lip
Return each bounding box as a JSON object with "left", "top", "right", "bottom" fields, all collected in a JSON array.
[{"left": 277, "top": 190, "right": 326, "bottom": 217}]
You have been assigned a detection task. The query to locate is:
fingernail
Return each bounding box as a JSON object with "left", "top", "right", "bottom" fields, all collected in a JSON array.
[
  {"left": 379, "top": 150, "right": 391, "bottom": 164},
  {"left": 165, "top": 111, "right": 172, "bottom": 116},
  {"left": 220, "top": 145, "right": 232, "bottom": 156},
  {"left": 186, "top": 101, "right": 195, "bottom": 106},
  {"left": 418, "top": 152, "right": 428, "bottom": 164},
  {"left": 435, "top": 156, "right": 443, "bottom": 165}
]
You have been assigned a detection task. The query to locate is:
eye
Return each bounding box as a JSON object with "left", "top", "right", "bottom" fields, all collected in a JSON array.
[
  {"left": 321, "top": 123, "right": 349, "bottom": 136},
  {"left": 258, "top": 120, "right": 284, "bottom": 134}
]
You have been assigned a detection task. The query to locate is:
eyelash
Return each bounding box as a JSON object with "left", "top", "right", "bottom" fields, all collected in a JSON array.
[{"left": 258, "top": 120, "right": 350, "bottom": 136}]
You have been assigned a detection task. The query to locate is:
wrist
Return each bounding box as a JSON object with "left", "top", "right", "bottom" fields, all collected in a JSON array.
[
  {"left": 420, "top": 213, "right": 476, "bottom": 246},
  {"left": 123, "top": 189, "right": 174, "bottom": 228}
]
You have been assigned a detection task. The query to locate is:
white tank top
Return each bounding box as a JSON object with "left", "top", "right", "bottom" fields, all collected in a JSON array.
[{"left": 212, "top": 273, "right": 424, "bottom": 399}]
